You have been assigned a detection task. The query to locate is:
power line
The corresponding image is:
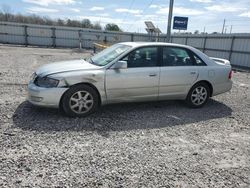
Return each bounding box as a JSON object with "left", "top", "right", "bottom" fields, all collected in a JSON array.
[
  {"left": 120, "top": 0, "right": 135, "bottom": 25},
  {"left": 125, "top": 0, "right": 155, "bottom": 32}
]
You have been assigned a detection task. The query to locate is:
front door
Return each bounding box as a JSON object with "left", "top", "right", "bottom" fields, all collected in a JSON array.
[{"left": 106, "top": 46, "right": 160, "bottom": 103}]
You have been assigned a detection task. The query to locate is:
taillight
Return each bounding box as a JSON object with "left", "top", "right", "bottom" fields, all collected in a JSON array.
[{"left": 228, "top": 70, "right": 232, "bottom": 79}]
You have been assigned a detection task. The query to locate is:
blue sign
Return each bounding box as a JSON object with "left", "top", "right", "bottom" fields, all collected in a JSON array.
[{"left": 173, "top": 16, "right": 188, "bottom": 30}]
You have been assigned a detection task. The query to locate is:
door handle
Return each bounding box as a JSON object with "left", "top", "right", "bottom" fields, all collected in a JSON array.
[
  {"left": 149, "top": 73, "right": 157, "bottom": 77},
  {"left": 190, "top": 71, "right": 197, "bottom": 75}
]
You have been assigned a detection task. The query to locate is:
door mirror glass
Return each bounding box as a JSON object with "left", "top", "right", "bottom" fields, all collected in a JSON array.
[{"left": 113, "top": 60, "right": 127, "bottom": 69}]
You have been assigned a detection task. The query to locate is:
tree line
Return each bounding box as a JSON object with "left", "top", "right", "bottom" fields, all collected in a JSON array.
[{"left": 0, "top": 12, "right": 122, "bottom": 32}]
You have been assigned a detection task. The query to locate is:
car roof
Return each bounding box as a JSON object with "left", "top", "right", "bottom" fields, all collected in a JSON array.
[{"left": 120, "top": 42, "right": 189, "bottom": 48}]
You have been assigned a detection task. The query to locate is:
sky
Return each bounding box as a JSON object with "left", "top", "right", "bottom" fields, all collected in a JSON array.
[{"left": 1, "top": 0, "right": 250, "bottom": 34}]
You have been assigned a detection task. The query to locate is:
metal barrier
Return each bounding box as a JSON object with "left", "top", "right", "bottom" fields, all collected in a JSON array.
[{"left": 0, "top": 21, "right": 250, "bottom": 69}]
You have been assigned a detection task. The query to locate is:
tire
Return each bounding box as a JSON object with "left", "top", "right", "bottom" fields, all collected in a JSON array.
[
  {"left": 186, "top": 82, "right": 210, "bottom": 108},
  {"left": 62, "top": 84, "right": 99, "bottom": 117}
]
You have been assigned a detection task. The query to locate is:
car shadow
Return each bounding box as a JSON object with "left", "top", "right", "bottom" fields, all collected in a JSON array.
[{"left": 12, "top": 99, "right": 232, "bottom": 136}]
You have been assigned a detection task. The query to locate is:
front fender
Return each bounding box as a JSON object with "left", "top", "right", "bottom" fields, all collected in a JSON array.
[{"left": 49, "top": 70, "right": 107, "bottom": 105}]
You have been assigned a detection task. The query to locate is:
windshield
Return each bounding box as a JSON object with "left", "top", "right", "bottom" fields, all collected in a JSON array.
[{"left": 87, "top": 44, "right": 132, "bottom": 66}]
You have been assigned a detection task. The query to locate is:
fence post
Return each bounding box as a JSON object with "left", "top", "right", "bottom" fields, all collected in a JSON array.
[
  {"left": 24, "top": 25, "right": 28, "bottom": 47},
  {"left": 52, "top": 27, "right": 56, "bottom": 48},
  {"left": 229, "top": 36, "right": 235, "bottom": 61},
  {"left": 185, "top": 36, "right": 188, "bottom": 45},
  {"left": 78, "top": 30, "right": 83, "bottom": 49},
  {"left": 203, "top": 36, "right": 207, "bottom": 53},
  {"left": 131, "top": 33, "right": 134, "bottom": 42},
  {"left": 104, "top": 36, "right": 107, "bottom": 44}
]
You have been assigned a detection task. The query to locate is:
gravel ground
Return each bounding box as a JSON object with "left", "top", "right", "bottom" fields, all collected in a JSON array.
[{"left": 0, "top": 44, "right": 249, "bottom": 188}]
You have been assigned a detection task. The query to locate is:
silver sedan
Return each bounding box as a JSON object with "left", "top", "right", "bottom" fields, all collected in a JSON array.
[{"left": 28, "top": 42, "right": 232, "bottom": 117}]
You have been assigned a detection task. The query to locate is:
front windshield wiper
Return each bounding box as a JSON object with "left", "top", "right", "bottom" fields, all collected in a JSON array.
[
  {"left": 88, "top": 58, "right": 102, "bottom": 66},
  {"left": 87, "top": 57, "right": 95, "bottom": 65}
]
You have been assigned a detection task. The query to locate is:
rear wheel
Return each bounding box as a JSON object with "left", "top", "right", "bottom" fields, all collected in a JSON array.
[
  {"left": 186, "top": 83, "right": 210, "bottom": 108},
  {"left": 62, "top": 84, "right": 99, "bottom": 117}
]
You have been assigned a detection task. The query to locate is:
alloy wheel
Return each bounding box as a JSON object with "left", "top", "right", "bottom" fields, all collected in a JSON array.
[
  {"left": 191, "top": 86, "right": 208, "bottom": 106},
  {"left": 69, "top": 91, "right": 94, "bottom": 114}
]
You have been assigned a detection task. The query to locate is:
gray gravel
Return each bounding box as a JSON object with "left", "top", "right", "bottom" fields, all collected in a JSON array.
[{"left": 0, "top": 44, "right": 250, "bottom": 188}]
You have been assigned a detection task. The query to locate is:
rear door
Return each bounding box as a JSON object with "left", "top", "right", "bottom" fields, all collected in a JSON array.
[
  {"left": 105, "top": 46, "right": 160, "bottom": 103},
  {"left": 159, "top": 46, "right": 199, "bottom": 99}
]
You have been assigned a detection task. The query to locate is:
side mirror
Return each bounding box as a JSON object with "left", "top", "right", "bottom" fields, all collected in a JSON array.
[{"left": 113, "top": 60, "right": 127, "bottom": 69}]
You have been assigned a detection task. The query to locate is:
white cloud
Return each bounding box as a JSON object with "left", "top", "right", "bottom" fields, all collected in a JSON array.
[
  {"left": 78, "top": 12, "right": 204, "bottom": 32},
  {"left": 190, "top": 0, "right": 212, "bottom": 3},
  {"left": 134, "top": 14, "right": 143, "bottom": 17},
  {"left": 89, "top": 7, "right": 105, "bottom": 11},
  {"left": 76, "top": 16, "right": 123, "bottom": 24},
  {"left": 70, "top": 8, "right": 80, "bottom": 12},
  {"left": 149, "top": 5, "right": 160, "bottom": 9},
  {"left": 239, "top": 12, "right": 250, "bottom": 17},
  {"left": 205, "top": 5, "right": 246, "bottom": 12},
  {"left": 157, "top": 7, "right": 204, "bottom": 16},
  {"left": 97, "top": 13, "right": 109, "bottom": 17},
  {"left": 23, "top": 0, "right": 75, "bottom": 6},
  {"left": 26, "top": 7, "right": 59, "bottom": 13},
  {"left": 115, "top": 8, "right": 142, "bottom": 14}
]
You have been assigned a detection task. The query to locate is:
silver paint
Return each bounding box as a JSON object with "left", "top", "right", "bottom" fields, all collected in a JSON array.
[{"left": 28, "top": 42, "right": 233, "bottom": 108}]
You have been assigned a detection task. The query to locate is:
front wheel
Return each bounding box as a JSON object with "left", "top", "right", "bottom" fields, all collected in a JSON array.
[
  {"left": 186, "top": 83, "right": 210, "bottom": 108},
  {"left": 62, "top": 84, "right": 99, "bottom": 117}
]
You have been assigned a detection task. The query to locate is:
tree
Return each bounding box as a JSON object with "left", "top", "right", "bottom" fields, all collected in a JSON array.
[
  {"left": 57, "top": 19, "right": 64, "bottom": 26},
  {"left": 43, "top": 16, "right": 54, "bottom": 25},
  {"left": 1, "top": 4, "right": 12, "bottom": 21},
  {"left": 93, "top": 22, "right": 102, "bottom": 30},
  {"left": 81, "top": 19, "right": 93, "bottom": 28},
  {"left": 105, "top": 23, "right": 122, "bottom": 32},
  {"left": 0, "top": 11, "right": 123, "bottom": 31},
  {"left": 194, "top": 30, "right": 199, "bottom": 34},
  {"left": 66, "top": 19, "right": 73, "bottom": 27}
]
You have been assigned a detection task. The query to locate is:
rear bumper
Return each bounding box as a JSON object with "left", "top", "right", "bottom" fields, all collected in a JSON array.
[
  {"left": 28, "top": 82, "right": 68, "bottom": 108},
  {"left": 213, "top": 80, "right": 233, "bottom": 96}
]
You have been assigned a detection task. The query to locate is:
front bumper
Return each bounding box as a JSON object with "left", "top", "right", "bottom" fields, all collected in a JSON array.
[{"left": 28, "top": 82, "right": 68, "bottom": 108}]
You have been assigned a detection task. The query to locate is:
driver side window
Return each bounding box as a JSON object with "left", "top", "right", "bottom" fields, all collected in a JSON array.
[{"left": 122, "top": 47, "right": 158, "bottom": 68}]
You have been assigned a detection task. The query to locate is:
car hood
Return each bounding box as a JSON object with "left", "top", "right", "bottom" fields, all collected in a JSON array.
[{"left": 36, "top": 59, "right": 101, "bottom": 77}]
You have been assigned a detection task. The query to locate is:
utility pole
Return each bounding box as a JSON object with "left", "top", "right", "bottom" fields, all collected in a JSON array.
[
  {"left": 230, "top": 25, "right": 233, "bottom": 34},
  {"left": 166, "top": 0, "right": 174, "bottom": 42},
  {"left": 222, "top": 19, "right": 226, "bottom": 34}
]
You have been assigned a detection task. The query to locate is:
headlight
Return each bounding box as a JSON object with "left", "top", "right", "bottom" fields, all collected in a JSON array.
[{"left": 35, "top": 76, "right": 59, "bottom": 88}]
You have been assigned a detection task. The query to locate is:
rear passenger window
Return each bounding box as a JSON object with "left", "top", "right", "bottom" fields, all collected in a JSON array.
[
  {"left": 162, "top": 47, "right": 195, "bottom": 66},
  {"left": 192, "top": 53, "right": 207, "bottom": 66}
]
